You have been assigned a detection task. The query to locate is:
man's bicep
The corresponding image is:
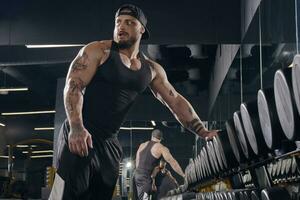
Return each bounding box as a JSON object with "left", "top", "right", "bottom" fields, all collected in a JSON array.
[
  {"left": 149, "top": 71, "right": 179, "bottom": 108},
  {"left": 162, "top": 148, "right": 174, "bottom": 163},
  {"left": 66, "top": 49, "right": 99, "bottom": 87}
]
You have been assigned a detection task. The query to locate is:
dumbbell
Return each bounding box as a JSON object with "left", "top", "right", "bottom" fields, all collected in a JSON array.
[
  {"left": 275, "top": 159, "right": 282, "bottom": 181},
  {"left": 226, "top": 192, "right": 234, "bottom": 200},
  {"left": 195, "top": 153, "right": 202, "bottom": 183},
  {"left": 271, "top": 162, "right": 277, "bottom": 180},
  {"left": 206, "top": 142, "right": 219, "bottom": 176},
  {"left": 251, "top": 190, "right": 260, "bottom": 200},
  {"left": 279, "top": 159, "right": 287, "bottom": 181}
]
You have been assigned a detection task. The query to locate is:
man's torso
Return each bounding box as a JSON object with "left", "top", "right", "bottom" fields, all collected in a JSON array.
[{"left": 81, "top": 40, "right": 152, "bottom": 139}]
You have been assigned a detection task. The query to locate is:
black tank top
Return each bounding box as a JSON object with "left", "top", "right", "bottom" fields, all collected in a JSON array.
[
  {"left": 82, "top": 41, "right": 152, "bottom": 139},
  {"left": 137, "top": 141, "right": 161, "bottom": 174}
]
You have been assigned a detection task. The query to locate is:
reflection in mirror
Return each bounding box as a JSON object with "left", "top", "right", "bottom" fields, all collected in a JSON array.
[{"left": 118, "top": 120, "right": 195, "bottom": 196}]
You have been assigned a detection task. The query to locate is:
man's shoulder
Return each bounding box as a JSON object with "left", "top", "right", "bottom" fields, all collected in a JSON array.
[
  {"left": 144, "top": 57, "right": 161, "bottom": 69},
  {"left": 139, "top": 141, "right": 148, "bottom": 148},
  {"left": 85, "top": 40, "right": 112, "bottom": 52},
  {"left": 144, "top": 58, "right": 166, "bottom": 80},
  {"left": 79, "top": 40, "right": 112, "bottom": 63},
  {"left": 153, "top": 141, "right": 164, "bottom": 149}
]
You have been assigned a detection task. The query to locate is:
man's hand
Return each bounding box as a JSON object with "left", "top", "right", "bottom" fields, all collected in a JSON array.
[
  {"left": 200, "top": 129, "right": 219, "bottom": 140},
  {"left": 151, "top": 183, "right": 157, "bottom": 192},
  {"left": 68, "top": 127, "right": 93, "bottom": 157}
]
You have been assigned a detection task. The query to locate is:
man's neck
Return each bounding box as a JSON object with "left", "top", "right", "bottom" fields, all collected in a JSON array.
[
  {"left": 151, "top": 138, "right": 160, "bottom": 142},
  {"left": 118, "top": 41, "right": 140, "bottom": 59}
]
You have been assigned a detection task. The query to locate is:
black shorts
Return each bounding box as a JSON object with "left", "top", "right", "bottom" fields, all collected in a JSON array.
[
  {"left": 49, "top": 120, "right": 123, "bottom": 200},
  {"left": 133, "top": 170, "right": 152, "bottom": 200}
]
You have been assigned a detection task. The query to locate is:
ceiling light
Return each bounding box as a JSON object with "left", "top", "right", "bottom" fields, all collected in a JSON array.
[
  {"left": 0, "top": 123, "right": 5, "bottom": 127},
  {"left": 22, "top": 150, "right": 53, "bottom": 154},
  {"left": 2, "top": 110, "right": 55, "bottom": 116},
  {"left": 0, "top": 88, "right": 28, "bottom": 92},
  {"left": 0, "top": 156, "right": 15, "bottom": 159},
  {"left": 16, "top": 145, "right": 31, "bottom": 148},
  {"left": 34, "top": 127, "right": 54, "bottom": 131},
  {"left": 120, "top": 127, "right": 154, "bottom": 130},
  {"left": 7, "top": 145, "right": 38, "bottom": 148},
  {"left": 26, "top": 44, "right": 84, "bottom": 48},
  {"left": 151, "top": 120, "right": 156, "bottom": 126},
  {"left": 30, "top": 155, "right": 53, "bottom": 158}
]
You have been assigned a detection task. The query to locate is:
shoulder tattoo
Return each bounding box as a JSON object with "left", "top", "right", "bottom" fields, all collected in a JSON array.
[{"left": 71, "top": 52, "right": 89, "bottom": 72}]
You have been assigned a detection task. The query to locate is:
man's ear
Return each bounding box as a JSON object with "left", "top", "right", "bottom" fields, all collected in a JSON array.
[{"left": 140, "top": 26, "right": 145, "bottom": 34}]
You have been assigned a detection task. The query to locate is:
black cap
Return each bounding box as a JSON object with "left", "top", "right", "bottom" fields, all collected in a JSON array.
[
  {"left": 115, "top": 4, "right": 150, "bottom": 40},
  {"left": 152, "top": 129, "right": 163, "bottom": 140}
]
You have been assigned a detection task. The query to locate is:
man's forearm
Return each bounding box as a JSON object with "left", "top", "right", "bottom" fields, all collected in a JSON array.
[
  {"left": 170, "top": 95, "right": 207, "bottom": 138},
  {"left": 152, "top": 179, "right": 155, "bottom": 185},
  {"left": 169, "top": 161, "right": 185, "bottom": 177},
  {"left": 64, "top": 78, "right": 85, "bottom": 131},
  {"left": 151, "top": 167, "right": 159, "bottom": 179}
]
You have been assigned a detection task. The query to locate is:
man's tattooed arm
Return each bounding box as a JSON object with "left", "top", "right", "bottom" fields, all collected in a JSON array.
[
  {"left": 167, "top": 91, "right": 208, "bottom": 138},
  {"left": 148, "top": 59, "right": 212, "bottom": 138},
  {"left": 185, "top": 118, "right": 205, "bottom": 135},
  {"left": 71, "top": 52, "right": 89, "bottom": 73},
  {"left": 64, "top": 77, "right": 85, "bottom": 131},
  {"left": 64, "top": 46, "right": 98, "bottom": 131}
]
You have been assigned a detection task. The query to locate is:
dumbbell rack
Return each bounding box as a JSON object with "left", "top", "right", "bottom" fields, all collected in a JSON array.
[{"left": 162, "top": 149, "right": 300, "bottom": 200}]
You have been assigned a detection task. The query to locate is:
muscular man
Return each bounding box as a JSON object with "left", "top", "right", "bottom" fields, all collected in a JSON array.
[
  {"left": 49, "top": 4, "right": 218, "bottom": 200},
  {"left": 134, "top": 129, "right": 184, "bottom": 199},
  {"left": 151, "top": 159, "right": 179, "bottom": 200}
]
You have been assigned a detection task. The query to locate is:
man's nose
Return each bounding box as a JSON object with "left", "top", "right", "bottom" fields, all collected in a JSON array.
[
  {"left": 117, "top": 21, "right": 126, "bottom": 29},
  {"left": 119, "top": 26, "right": 125, "bottom": 31}
]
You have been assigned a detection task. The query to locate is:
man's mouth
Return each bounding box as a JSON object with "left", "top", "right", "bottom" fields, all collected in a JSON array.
[{"left": 118, "top": 31, "right": 128, "bottom": 37}]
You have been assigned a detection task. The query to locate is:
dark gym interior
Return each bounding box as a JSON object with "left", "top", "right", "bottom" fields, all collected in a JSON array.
[{"left": 0, "top": 0, "right": 299, "bottom": 199}]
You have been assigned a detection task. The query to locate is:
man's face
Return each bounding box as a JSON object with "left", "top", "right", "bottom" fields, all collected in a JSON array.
[{"left": 113, "top": 15, "right": 144, "bottom": 48}]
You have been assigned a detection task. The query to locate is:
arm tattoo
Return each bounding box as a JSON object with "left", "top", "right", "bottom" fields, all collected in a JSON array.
[
  {"left": 69, "top": 79, "right": 85, "bottom": 95},
  {"left": 71, "top": 52, "right": 89, "bottom": 72},
  {"left": 65, "top": 78, "right": 85, "bottom": 113},
  {"left": 186, "top": 118, "right": 205, "bottom": 134}
]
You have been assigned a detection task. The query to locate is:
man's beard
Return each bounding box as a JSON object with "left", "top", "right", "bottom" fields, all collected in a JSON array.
[{"left": 117, "top": 37, "right": 137, "bottom": 49}]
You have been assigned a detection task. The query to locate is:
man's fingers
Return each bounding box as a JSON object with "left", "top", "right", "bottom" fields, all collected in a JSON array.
[
  {"left": 81, "top": 140, "right": 89, "bottom": 157},
  {"left": 87, "top": 134, "right": 93, "bottom": 149},
  {"left": 205, "top": 134, "right": 215, "bottom": 141},
  {"left": 68, "top": 130, "right": 92, "bottom": 157},
  {"left": 69, "top": 142, "right": 75, "bottom": 154},
  {"left": 204, "top": 130, "right": 219, "bottom": 141},
  {"left": 74, "top": 141, "right": 84, "bottom": 157}
]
